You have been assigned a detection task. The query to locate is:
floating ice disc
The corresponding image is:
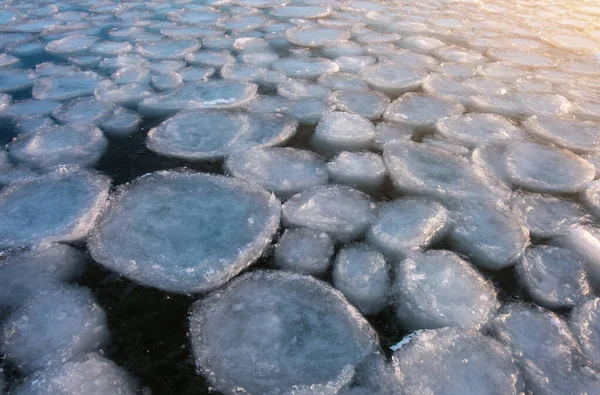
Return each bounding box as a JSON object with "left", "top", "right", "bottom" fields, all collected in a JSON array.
[
  {"left": 147, "top": 110, "right": 297, "bottom": 161},
  {"left": 88, "top": 171, "right": 281, "bottom": 294},
  {"left": 189, "top": 270, "right": 379, "bottom": 395}
]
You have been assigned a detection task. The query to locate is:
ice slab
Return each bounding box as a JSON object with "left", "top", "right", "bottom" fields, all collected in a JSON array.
[
  {"left": 99, "top": 107, "right": 141, "bottom": 136},
  {"left": 551, "top": 225, "right": 600, "bottom": 292},
  {"left": 311, "top": 111, "right": 375, "bottom": 156},
  {"left": 333, "top": 244, "right": 390, "bottom": 315},
  {"left": 326, "top": 151, "right": 386, "bottom": 195},
  {"left": 0, "top": 68, "right": 33, "bottom": 93},
  {"left": 0, "top": 244, "right": 85, "bottom": 314},
  {"left": 366, "top": 197, "right": 448, "bottom": 259},
  {"left": 45, "top": 35, "right": 97, "bottom": 56},
  {"left": 331, "top": 89, "right": 389, "bottom": 121},
  {"left": 523, "top": 116, "right": 600, "bottom": 154},
  {"left": 138, "top": 80, "right": 257, "bottom": 116},
  {"left": 394, "top": 327, "right": 523, "bottom": 395},
  {"left": 8, "top": 124, "right": 108, "bottom": 170},
  {"left": 135, "top": 39, "right": 200, "bottom": 60},
  {"left": 274, "top": 227, "right": 334, "bottom": 277},
  {"left": 10, "top": 353, "right": 137, "bottom": 395},
  {"left": 1, "top": 99, "right": 61, "bottom": 119},
  {"left": 286, "top": 26, "right": 350, "bottom": 48},
  {"left": 88, "top": 171, "right": 281, "bottom": 294},
  {"left": 570, "top": 297, "right": 600, "bottom": 369},
  {"left": 225, "top": 147, "right": 328, "bottom": 199},
  {"left": 435, "top": 113, "right": 521, "bottom": 148},
  {"left": 0, "top": 285, "right": 109, "bottom": 374},
  {"left": 51, "top": 96, "right": 114, "bottom": 125},
  {"left": 517, "top": 245, "right": 590, "bottom": 310},
  {"left": 282, "top": 185, "right": 373, "bottom": 242},
  {"left": 394, "top": 250, "right": 499, "bottom": 330},
  {"left": 511, "top": 193, "right": 587, "bottom": 238},
  {"left": 359, "top": 62, "right": 428, "bottom": 96},
  {"left": 272, "top": 57, "right": 339, "bottom": 79},
  {"left": 32, "top": 71, "right": 107, "bottom": 101},
  {"left": 270, "top": 5, "right": 332, "bottom": 20},
  {"left": 383, "top": 93, "right": 464, "bottom": 132},
  {"left": 189, "top": 270, "right": 379, "bottom": 395},
  {"left": 383, "top": 141, "right": 504, "bottom": 205},
  {"left": 506, "top": 141, "right": 595, "bottom": 193},
  {"left": 469, "top": 92, "right": 572, "bottom": 119},
  {"left": 449, "top": 201, "right": 529, "bottom": 270},
  {"left": 372, "top": 122, "right": 412, "bottom": 150},
  {"left": 318, "top": 72, "right": 369, "bottom": 91},
  {"left": 147, "top": 110, "right": 297, "bottom": 161},
  {"left": 0, "top": 169, "right": 110, "bottom": 249}
]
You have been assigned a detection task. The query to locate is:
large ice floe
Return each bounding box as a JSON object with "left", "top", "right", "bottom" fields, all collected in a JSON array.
[
  {"left": 0, "top": 0, "right": 600, "bottom": 393},
  {"left": 88, "top": 171, "right": 281, "bottom": 293},
  {"left": 189, "top": 270, "right": 380, "bottom": 395}
]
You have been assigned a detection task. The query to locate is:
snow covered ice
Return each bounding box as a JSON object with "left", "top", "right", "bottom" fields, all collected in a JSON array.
[
  {"left": 189, "top": 270, "right": 379, "bottom": 395},
  {"left": 1, "top": 0, "right": 600, "bottom": 392},
  {"left": 88, "top": 171, "right": 281, "bottom": 294}
]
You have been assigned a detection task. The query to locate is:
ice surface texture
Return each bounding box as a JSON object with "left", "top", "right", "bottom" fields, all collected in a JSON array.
[
  {"left": 189, "top": 270, "right": 379, "bottom": 395},
  {"left": 274, "top": 228, "right": 334, "bottom": 276},
  {"left": 88, "top": 171, "right": 281, "bottom": 294}
]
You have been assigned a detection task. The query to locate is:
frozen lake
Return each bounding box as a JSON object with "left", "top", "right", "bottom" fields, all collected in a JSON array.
[{"left": 0, "top": 0, "right": 600, "bottom": 394}]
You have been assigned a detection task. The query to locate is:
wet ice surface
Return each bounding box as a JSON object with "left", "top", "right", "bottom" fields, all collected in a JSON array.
[{"left": 1, "top": 0, "right": 600, "bottom": 393}]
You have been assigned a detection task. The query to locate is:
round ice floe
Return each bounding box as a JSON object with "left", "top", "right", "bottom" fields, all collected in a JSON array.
[
  {"left": 327, "top": 151, "right": 386, "bottom": 195},
  {"left": 0, "top": 244, "right": 85, "bottom": 313},
  {"left": 286, "top": 26, "right": 350, "bottom": 48},
  {"left": 372, "top": 122, "right": 412, "bottom": 150},
  {"left": 394, "top": 327, "right": 523, "bottom": 395},
  {"left": 94, "top": 83, "right": 151, "bottom": 108},
  {"left": 88, "top": 171, "right": 280, "bottom": 294},
  {"left": 332, "top": 89, "right": 389, "bottom": 120},
  {"left": 89, "top": 40, "right": 132, "bottom": 57},
  {"left": 100, "top": 107, "right": 140, "bottom": 136},
  {"left": 511, "top": 193, "right": 587, "bottom": 238},
  {"left": 334, "top": 55, "right": 377, "bottom": 73},
  {"left": 277, "top": 79, "right": 330, "bottom": 100},
  {"left": 0, "top": 285, "right": 109, "bottom": 374},
  {"left": 272, "top": 57, "right": 339, "bottom": 79},
  {"left": 35, "top": 63, "right": 79, "bottom": 78},
  {"left": 151, "top": 71, "right": 183, "bottom": 91},
  {"left": 189, "top": 270, "right": 379, "bottom": 395},
  {"left": 136, "top": 39, "right": 200, "bottom": 60},
  {"left": 397, "top": 35, "right": 446, "bottom": 54},
  {"left": 383, "top": 93, "right": 464, "bottom": 132},
  {"left": 311, "top": 111, "right": 375, "bottom": 156},
  {"left": 274, "top": 228, "right": 334, "bottom": 276},
  {"left": 421, "top": 135, "right": 470, "bottom": 156},
  {"left": 45, "top": 35, "right": 97, "bottom": 56},
  {"left": 184, "top": 50, "right": 234, "bottom": 68},
  {"left": 489, "top": 303, "right": 588, "bottom": 393},
  {"left": 383, "top": 141, "right": 502, "bottom": 205},
  {"left": 435, "top": 113, "right": 521, "bottom": 148},
  {"left": 0, "top": 53, "right": 20, "bottom": 68},
  {"left": 8, "top": 124, "right": 108, "bottom": 170},
  {"left": 583, "top": 181, "right": 600, "bottom": 220},
  {"left": 394, "top": 250, "right": 499, "bottom": 330},
  {"left": 505, "top": 141, "right": 595, "bottom": 193},
  {"left": 147, "top": 110, "right": 296, "bottom": 161},
  {"left": 523, "top": 116, "right": 600, "bottom": 154},
  {"left": 0, "top": 169, "right": 110, "bottom": 249},
  {"left": 282, "top": 185, "right": 373, "bottom": 242},
  {"left": 270, "top": 5, "right": 332, "bottom": 19},
  {"left": 570, "top": 297, "right": 600, "bottom": 368},
  {"left": 33, "top": 71, "right": 106, "bottom": 101},
  {"left": 51, "top": 96, "right": 114, "bottom": 125},
  {"left": 421, "top": 73, "right": 476, "bottom": 103},
  {"left": 359, "top": 62, "right": 428, "bottom": 96},
  {"left": 138, "top": 80, "right": 257, "bottom": 116},
  {"left": 333, "top": 244, "right": 390, "bottom": 316},
  {"left": 449, "top": 201, "right": 529, "bottom": 270},
  {"left": 225, "top": 147, "right": 327, "bottom": 199},
  {"left": 366, "top": 198, "right": 448, "bottom": 259},
  {"left": 469, "top": 92, "right": 572, "bottom": 118},
  {"left": 0, "top": 69, "right": 32, "bottom": 93},
  {"left": 10, "top": 353, "right": 137, "bottom": 395},
  {"left": 1, "top": 99, "right": 61, "bottom": 119},
  {"left": 517, "top": 245, "right": 590, "bottom": 310},
  {"left": 471, "top": 143, "right": 512, "bottom": 184},
  {"left": 317, "top": 72, "right": 369, "bottom": 91},
  {"left": 487, "top": 49, "right": 558, "bottom": 68}
]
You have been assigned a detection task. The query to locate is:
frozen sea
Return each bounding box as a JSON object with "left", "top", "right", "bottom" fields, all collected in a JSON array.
[{"left": 1, "top": 0, "right": 600, "bottom": 394}]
